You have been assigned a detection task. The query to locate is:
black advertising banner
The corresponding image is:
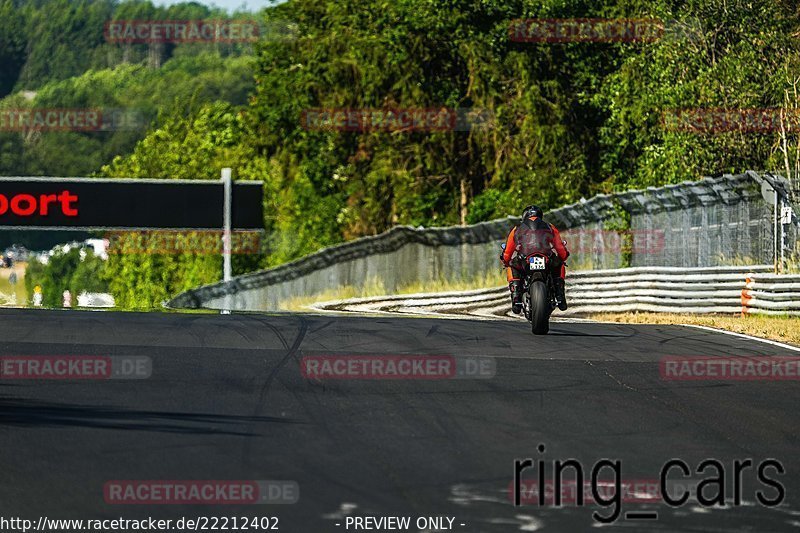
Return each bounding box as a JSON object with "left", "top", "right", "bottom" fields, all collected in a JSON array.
[{"left": 0, "top": 178, "right": 263, "bottom": 229}]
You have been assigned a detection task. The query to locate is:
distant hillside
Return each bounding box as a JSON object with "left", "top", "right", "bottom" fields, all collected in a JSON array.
[
  {"left": 0, "top": 0, "right": 263, "bottom": 176},
  {"left": 0, "top": 0, "right": 257, "bottom": 96}
]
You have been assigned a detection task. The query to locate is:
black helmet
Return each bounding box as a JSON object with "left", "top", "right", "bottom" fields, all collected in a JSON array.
[{"left": 522, "top": 205, "right": 543, "bottom": 220}]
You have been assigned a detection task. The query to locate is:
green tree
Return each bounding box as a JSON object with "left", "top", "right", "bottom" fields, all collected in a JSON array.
[
  {"left": 100, "top": 102, "right": 268, "bottom": 307},
  {"left": 0, "top": 0, "right": 28, "bottom": 97},
  {"left": 595, "top": 0, "right": 800, "bottom": 188}
]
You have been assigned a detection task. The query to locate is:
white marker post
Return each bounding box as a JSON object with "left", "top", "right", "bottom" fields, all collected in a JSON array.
[{"left": 221, "top": 168, "right": 232, "bottom": 314}]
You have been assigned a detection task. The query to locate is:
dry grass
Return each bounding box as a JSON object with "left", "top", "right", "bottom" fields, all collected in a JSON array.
[
  {"left": 279, "top": 271, "right": 506, "bottom": 311},
  {"left": 592, "top": 312, "right": 800, "bottom": 347}
]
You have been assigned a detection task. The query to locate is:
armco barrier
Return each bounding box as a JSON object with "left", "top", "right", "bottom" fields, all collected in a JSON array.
[
  {"left": 742, "top": 273, "right": 800, "bottom": 316},
  {"left": 565, "top": 265, "right": 772, "bottom": 315},
  {"left": 311, "top": 265, "right": 784, "bottom": 318}
]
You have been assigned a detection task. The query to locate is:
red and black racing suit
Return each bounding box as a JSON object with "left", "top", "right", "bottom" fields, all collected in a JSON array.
[{"left": 501, "top": 216, "right": 569, "bottom": 307}]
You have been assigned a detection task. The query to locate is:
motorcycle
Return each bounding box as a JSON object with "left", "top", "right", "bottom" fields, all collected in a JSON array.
[{"left": 501, "top": 240, "right": 566, "bottom": 335}]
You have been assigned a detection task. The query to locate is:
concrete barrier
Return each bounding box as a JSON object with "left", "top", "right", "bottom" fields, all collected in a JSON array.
[{"left": 168, "top": 172, "right": 781, "bottom": 312}]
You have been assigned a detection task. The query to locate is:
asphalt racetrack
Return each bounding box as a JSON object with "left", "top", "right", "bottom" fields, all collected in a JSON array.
[{"left": 1, "top": 308, "right": 799, "bottom": 532}]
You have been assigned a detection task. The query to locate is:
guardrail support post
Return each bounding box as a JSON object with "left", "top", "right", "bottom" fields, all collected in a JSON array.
[{"left": 774, "top": 194, "right": 779, "bottom": 274}]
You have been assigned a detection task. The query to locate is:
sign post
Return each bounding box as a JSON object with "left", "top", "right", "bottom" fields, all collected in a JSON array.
[
  {"left": 762, "top": 179, "right": 783, "bottom": 273},
  {"left": 222, "top": 168, "right": 232, "bottom": 283},
  {"left": 221, "top": 168, "right": 233, "bottom": 315}
]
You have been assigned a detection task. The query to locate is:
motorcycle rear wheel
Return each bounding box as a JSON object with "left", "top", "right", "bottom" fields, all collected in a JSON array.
[{"left": 529, "top": 280, "right": 550, "bottom": 335}]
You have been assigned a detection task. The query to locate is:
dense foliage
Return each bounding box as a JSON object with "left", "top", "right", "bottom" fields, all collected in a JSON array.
[
  {"left": 107, "top": 0, "right": 800, "bottom": 263},
  {"left": 3, "top": 0, "right": 800, "bottom": 307}
]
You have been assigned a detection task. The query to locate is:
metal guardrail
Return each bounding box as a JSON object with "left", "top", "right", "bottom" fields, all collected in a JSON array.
[
  {"left": 567, "top": 265, "right": 771, "bottom": 315},
  {"left": 311, "top": 265, "right": 800, "bottom": 318},
  {"left": 743, "top": 273, "right": 800, "bottom": 315}
]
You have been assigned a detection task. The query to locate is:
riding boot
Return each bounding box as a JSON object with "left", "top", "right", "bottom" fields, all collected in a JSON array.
[
  {"left": 555, "top": 278, "right": 568, "bottom": 311},
  {"left": 509, "top": 281, "right": 523, "bottom": 314}
]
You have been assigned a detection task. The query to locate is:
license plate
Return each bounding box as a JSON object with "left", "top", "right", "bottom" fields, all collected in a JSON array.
[{"left": 529, "top": 256, "right": 546, "bottom": 270}]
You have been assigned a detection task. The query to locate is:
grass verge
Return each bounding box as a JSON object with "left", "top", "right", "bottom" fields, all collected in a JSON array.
[{"left": 592, "top": 312, "right": 800, "bottom": 347}]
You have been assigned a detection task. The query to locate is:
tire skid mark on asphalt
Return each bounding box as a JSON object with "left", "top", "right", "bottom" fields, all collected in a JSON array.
[
  {"left": 221, "top": 319, "right": 264, "bottom": 345},
  {"left": 294, "top": 392, "right": 387, "bottom": 511},
  {"left": 308, "top": 319, "right": 337, "bottom": 335},
  {"left": 284, "top": 325, "right": 408, "bottom": 508},
  {"left": 583, "top": 353, "right": 757, "bottom": 450},
  {"left": 386, "top": 393, "right": 478, "bottom": 513},
  {"left": 303, "top": 382, "right": 423, "bottom": 512},
  {"left": 240, "top": 316, "right": 308, "bottom": 466},
  {"left": 621, "top": 365, "right": 765, "bottom": 457},
  {"left": 301, "top": 321, "right": 497, "bottom": 515}
]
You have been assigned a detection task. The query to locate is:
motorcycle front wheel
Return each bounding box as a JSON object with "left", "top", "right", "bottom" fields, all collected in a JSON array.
[{"left": 529, "top": 280, "right": 550, "bottom": 335}]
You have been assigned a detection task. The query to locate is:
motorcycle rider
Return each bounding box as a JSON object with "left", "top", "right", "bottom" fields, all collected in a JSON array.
[{"left": 501, "top": 205, "right": 569, "bottom": 313}]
